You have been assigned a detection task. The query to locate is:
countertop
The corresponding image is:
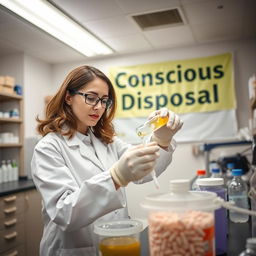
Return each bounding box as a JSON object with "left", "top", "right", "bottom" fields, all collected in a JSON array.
[{"left": 0, "top": 179, "right": 36, "bottom": 196}]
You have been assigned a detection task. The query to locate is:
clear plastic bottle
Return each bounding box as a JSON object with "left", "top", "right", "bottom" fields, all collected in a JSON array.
[
  {"left": 191, "top": 169, "right": 207, "bottom": 190},
  {"left": 210, "top": 168, "right": 222, "bottom": 178},
  {"left": 225, "top": 162, "right": 235, "bottom": 187},
  {"left": 228, "top": 169, "right": 249, "bottom": 223},
  {"left": 239, "top": 238, "right": 256, "bottom": 256}
]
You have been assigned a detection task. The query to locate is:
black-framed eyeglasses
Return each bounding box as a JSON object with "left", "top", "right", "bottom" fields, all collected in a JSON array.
[{"left": 70, "top": 91, "right": 112, "bottom": 109}]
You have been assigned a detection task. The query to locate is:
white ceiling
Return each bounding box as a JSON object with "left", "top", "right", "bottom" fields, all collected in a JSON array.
[{"left": 0, "top": 0, "right": 255, "bottom": 64}]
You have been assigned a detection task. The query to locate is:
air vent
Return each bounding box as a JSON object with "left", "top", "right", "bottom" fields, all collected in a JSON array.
[{"left": 132, "top": 8, "right": 184, "bottom": 30}]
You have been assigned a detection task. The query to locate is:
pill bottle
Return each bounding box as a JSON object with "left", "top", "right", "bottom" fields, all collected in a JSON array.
[
  {"left": 141, "top": 179, "right": 220, "bottom": 256},
  {"left": 197, "top": 178, "right": 227, "bottom": 255},
  {"left": 94, "top": 219, "right": 143, "bottom": 256}
]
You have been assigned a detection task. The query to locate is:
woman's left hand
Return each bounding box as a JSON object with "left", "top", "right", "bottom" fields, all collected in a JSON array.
[{"left": 149, "top": 108, "right": 183, "bottom": 147}]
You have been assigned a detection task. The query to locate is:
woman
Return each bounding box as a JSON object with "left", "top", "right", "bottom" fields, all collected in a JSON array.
[{"left": 31, "top": 65, "right": 183, "bottom": 256}]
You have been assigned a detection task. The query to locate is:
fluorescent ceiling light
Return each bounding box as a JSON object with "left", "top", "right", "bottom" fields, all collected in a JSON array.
[{"left": 0, "top": 0, "right": 114, "bottom": 57}]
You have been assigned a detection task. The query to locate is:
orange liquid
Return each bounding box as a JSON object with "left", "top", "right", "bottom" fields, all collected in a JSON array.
[
  {"left": 99, "top": 236, "right": 140, "bottom": 256},
  {"left": 149, "top": 116, "right": 168, "bottom": 130}
]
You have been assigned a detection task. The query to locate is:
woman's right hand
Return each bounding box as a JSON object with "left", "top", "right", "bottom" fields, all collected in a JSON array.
[{"left": 110, "top": 142, "right": 160, "bottom": 187}]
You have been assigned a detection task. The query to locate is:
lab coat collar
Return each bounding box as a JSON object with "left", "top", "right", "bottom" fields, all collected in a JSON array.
[{"left": 63, "top": 129, "right": 107, "bottom": 171}]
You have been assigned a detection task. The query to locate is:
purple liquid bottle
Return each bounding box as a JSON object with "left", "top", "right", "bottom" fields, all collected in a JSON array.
[{"left": 197, "top": 178, "right": 227, "bottom": 255}]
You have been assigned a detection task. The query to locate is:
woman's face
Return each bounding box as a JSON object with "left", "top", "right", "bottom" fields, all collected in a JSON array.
[{"left": 66, "top": 77, "right": 110, "bottom": 134}]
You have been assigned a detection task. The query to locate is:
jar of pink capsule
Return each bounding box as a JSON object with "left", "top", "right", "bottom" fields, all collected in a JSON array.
[{"left": 141, "top": 179, "right": 220, "bottom": 256}]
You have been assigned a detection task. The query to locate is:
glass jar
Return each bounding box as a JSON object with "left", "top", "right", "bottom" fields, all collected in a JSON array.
[
  {"left": 94, "top": 219, "right": 143, "bottom": 256},
  {"left": 141, "top": 179, "right": 220, "bottom": 256}
]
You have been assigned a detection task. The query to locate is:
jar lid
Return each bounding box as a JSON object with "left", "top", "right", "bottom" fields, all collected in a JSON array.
[
  {"left": 141, "top": 179, "right": 219, "bottom": 211},
  {"left": 197, "top": 178, "right": 224, "bottom": 186},
  {"left": 94, "top": 219, "right": 143, "bottom": 237}
]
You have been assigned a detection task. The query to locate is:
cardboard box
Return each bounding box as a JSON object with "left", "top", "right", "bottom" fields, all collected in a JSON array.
[
  {"left": 0, "top": 84, "right": 14, "bottom": 94},
  {"left": 4, "top": 76, "right": 15, "bottom": 86}
]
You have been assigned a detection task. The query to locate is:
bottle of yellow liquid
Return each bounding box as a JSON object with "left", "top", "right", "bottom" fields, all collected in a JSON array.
[{"left": 136, "top": 115, "right": 168, "bottom": 138}]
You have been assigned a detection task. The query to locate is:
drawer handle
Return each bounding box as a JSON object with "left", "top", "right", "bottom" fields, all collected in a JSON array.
[
  {"left": 4, "top": 218, "right": 17, "bottom": 227},
  {"left": 4, "top": 207, "right": 17, "bottom": 214},
  {"left": 4, "top": 231, "right": 18, "bottom": 240},
  {"left": 4, "top": 196, "right": 17, "bottom": 203},
  {"left": 5, "top": 250, "right": 18, "bottom": 256}
]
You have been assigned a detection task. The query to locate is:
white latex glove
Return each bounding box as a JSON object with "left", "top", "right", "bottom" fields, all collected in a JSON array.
[
  {"left": 110, "top": 142, "right": 160, "bottom": 187},
  {"left": 150, "top": 108, "right": 183, "bottom": 147}
]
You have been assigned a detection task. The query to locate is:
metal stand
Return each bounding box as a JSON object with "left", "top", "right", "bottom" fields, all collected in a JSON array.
[{"left": 203, "top": 140, "right": 252, "bottom": 175}]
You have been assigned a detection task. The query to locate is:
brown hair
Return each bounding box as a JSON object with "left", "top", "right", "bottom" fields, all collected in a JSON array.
[{"left": 37, "top": 65, "right": 117, "bottom": 144}]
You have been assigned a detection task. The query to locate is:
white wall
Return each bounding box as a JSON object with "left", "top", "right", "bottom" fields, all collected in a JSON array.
[
  {"left": 0, "top": 53, "right": 24, "bottom": 85},
  {"left": 50, "top": 38, "right": 256, "bottom": 218},
  {"left": 23, "top": 55, "right": 53, "bottom": 177}
]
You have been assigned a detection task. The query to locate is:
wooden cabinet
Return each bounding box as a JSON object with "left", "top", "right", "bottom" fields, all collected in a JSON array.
[
  {"left": 0, "top": 92, "right": 24, "bottom": 178},
  {"left": 0, "top": 189, "right": 43, "bottom": 256}
]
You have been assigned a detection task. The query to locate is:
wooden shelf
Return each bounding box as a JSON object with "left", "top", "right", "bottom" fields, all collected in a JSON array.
[
  {"left": 0, "top": 92, "right": 22, "bottom": 101},
  {"left": 0, "top": 143, "right": 22, "bottom": 148},
  {"left": 0, "top": 118, "right": 22, "bottom": 123}
]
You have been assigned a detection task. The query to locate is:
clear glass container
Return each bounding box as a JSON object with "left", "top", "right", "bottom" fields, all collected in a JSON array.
[
  {"left": 239, "top": 238, "right": 256, "bottom": 256},
  {"left": 141, "top": 179, "right": 219, "bottom": 256},
  {"left": 94, "top": 219, "right": 143, "bottom": 256}
]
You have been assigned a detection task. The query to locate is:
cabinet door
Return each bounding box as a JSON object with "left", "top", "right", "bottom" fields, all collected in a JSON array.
[{"left": 24, "top": 189, "right": 43, "bottom": 256}]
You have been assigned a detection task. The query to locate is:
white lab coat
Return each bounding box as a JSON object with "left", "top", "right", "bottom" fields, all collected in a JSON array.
[{"left": 31, "top": 129, "right": 175, "bottom": 256}]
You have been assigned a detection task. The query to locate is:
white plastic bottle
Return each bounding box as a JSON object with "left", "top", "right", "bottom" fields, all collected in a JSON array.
[
  {"left": 228, "top": 169, "right": 249, "bottom": 223},
  {"left": 7, "top": 160, "right": 13, "bottom": 181},
  {"left": 1, "top": 160, "right": 8, "bottom": 183},
  {"left": 0, "top": 164, "right": 3, "bottom": 184},
  {"left": 12, "top": 159, "right": 18, "bottom": 181}
]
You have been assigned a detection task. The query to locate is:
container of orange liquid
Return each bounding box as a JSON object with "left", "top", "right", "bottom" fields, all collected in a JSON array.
[{"left": 94, "top": 219, "right": 143, "bottom": 256}]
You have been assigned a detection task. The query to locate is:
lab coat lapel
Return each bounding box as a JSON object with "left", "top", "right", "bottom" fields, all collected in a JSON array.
[
  {"left": 64, "top": 133, "right": 105, "bottom": 171},
  {"left": 89, "top": 130, "right": 108, "bottom": 171}
]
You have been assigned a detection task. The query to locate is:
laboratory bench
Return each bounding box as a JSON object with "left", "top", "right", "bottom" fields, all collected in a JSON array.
[
  {"left": 0, "top": 179, "right": 42, "bottom": 256},
  {"left": 140, "top": 219, "right": 252, "bottom": 255}
]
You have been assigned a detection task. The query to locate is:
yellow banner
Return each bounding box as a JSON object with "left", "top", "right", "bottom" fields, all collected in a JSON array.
[{"left": 109, "top": 53, "right": 236, "bottom": 118}]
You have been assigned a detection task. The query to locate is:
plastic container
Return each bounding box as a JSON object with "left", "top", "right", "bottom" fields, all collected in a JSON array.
[
  {"left": 197, "top": 178, "right": 227, "bottom": 255},
  {"left": 228, "top": 169, "right": 249, "bottom": 223},
  {"left": 239, "top": 238, "right": 256, "bottom": 256},
  {"left": 94, "top": 219, "right": 143, "bottom": 256},
  {"left": 141, "top": 179, "right": 219, "bottom": 256}
]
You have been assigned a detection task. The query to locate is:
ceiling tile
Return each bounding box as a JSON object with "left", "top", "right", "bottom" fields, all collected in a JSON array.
[
  {"left": 183, "top": 0, "right": 244, "bottom": 25},
  {"left": 83, "top": 16, "right": 140, "bottom": 39},
  {"left": 50, "top": 0, "right": 124, "bottom": 22},
  {"left": 143, "top": 25, "right": 195, "bottom": 48},
  {"left": 116, "top": 0, "right": 180, "bottom": 14},
  {"left": 103, "top": 33, "right": 152, "bottom": 53},
  {"left": 192, "top": 20, "right": 243, "bottom": 42}
]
